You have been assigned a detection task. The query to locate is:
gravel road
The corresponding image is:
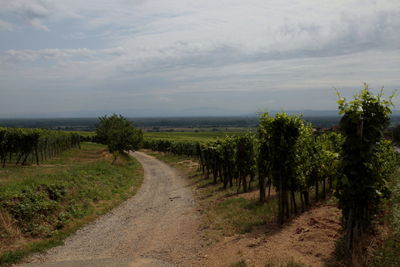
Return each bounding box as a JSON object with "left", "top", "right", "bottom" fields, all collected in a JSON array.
[{"left": 21, "top": 151, "right": 202, "bottom": 267}]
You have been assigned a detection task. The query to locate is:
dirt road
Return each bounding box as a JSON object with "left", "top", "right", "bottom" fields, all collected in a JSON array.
[{"left": 22, "top": 151, "right": 203, "bottom": 267}]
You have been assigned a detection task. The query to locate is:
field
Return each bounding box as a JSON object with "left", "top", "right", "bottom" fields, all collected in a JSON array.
[
  {"left": 143, "top": 131, "right": 247, "bottom": 142},
  {"left": 0, "top": 115, "right": 353, "bottom": 132},
  {"left": 59, "top": 129, "right": 247, "bottom": 142},
  {"left": 0, "top": 142, "right": 143, "bottom": 265}
]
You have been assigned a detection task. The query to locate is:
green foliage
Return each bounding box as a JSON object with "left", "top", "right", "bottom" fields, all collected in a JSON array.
[
  {"left": 336, "top": 84, "right": 396, "bottom": 259},
  {"left": 296, "top": 132, "right": 343, "bottom": 201},
  {"left": 235, "top": 134, "right": 257, "bottom": 192},
  {"left": 267, "top": 113, "right": 310, "bottom": 224},
  {"left": 197, "top": 133, "right": 257, "bottom": 191},
  {"left": 257, "top": 114, "right": 275, "bottom": 202},
  {"left": 258, "top": 113, "right": 340, "bottom": 223},
  {"left": 142, "top": 139, "right": 200, "bottom": 156},
  {"left": 96, "top": 114, "right": 143, "bottom": 154},
  {"left": 0, "top": 128, "right": 81, "bottom": 167},
  {"left": 146, "top": 115, "right": 343, "bottom": 225}
]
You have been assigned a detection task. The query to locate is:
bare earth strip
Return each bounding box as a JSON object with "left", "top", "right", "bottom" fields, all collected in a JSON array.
[
  {"left": 21, "top": 151, "right": 204, "bottom": 267},
  {"left": 199, "top": 203, "right": 341, "bottom": 267}
]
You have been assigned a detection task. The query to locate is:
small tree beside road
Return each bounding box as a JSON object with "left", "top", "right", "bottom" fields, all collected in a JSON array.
[{"left": 96, "top": 114, "right": 143, "bottom": 162}]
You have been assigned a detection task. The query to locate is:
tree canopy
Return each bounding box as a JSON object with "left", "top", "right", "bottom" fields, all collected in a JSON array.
[{"left": 96, "top": 114, "right": 143, "bottom": 154}]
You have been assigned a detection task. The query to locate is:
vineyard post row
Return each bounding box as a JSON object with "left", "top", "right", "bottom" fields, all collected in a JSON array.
[
  {"left": 142, "top": 117, "right": 344, "bottom": 224},
  {"left": 142, "top": 116, "right": 395, "bottom": 228},
  {"left": 0, "top": 128, "right": 81, "bottom": 167}
]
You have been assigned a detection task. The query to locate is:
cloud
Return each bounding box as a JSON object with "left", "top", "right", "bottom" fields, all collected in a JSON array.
[
  {"left": 0, "top": 0, "right": 53, "bottom": 30},
  {"left": 0, "top": 19, "right": 14, "bottom": 31},
  {"left": 0, "top": 0, "right": 400, "bottom": 116},
  {"left": 3, "top": 47, "right": 126, "bottom": 62}
]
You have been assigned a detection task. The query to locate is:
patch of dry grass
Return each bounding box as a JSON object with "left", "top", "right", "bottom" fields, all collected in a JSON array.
[{"left": 0, "top": 209, "right": 25, "bottom": 253}]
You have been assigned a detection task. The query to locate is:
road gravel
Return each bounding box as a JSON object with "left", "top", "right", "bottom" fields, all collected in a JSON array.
[{"left": 21, "top": 151, "right": 202, "bottom": 267}]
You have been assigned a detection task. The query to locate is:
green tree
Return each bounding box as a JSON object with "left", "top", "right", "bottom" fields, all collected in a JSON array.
[{"left": 96, "top": 114, "right": 143, "bottom": 161}]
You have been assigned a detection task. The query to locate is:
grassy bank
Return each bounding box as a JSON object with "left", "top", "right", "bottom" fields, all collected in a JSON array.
[{"left": 0, "top": 143, "right": 143, "bottom": 265}]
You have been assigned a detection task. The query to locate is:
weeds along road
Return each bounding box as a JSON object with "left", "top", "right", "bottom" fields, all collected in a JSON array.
[{"left": 21, "top": 151, "right": 203, "bottom": 267}]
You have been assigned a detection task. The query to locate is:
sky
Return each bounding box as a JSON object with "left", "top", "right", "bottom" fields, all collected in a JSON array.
[{"left": 0, "top": 0, "right": 400, "bottom": 117}]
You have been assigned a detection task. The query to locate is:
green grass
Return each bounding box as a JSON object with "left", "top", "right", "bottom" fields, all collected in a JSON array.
[
  {"left": 0, "top": 142, "right": 144, "bottom": 265},
  {"left": 216, "top": 197, "right": 277, "bottom": 234},
  {"left": 65, "top": 131, "right": 95, "bottom": 137},
  {"left": 0, "top": 143, "right": 103, "bottom": 185},
  {"left": 143, "top": 131, "right": 247, "bottom": 143}
]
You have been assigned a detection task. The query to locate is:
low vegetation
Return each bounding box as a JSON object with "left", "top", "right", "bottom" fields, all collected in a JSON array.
[{"left": 0, "top": 142, "right": 143, "bottom": 265}]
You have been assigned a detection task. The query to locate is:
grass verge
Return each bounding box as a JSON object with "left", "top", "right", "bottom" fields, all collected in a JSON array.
[{"left": 0, "top": 143, "right": 144, "bottom": 266}]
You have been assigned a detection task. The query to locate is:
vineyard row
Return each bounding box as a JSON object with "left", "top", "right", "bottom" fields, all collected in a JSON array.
[
  {"left": 142, "top": 112, "right": 396, "bottom": 225},
  {"left": 0, "top": 128, "right": 81, "bottom": 167}
]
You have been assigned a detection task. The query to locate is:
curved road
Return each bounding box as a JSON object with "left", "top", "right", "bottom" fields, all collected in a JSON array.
[{"left": 22, "top": 151, "right": 202, "bottom": 267}]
